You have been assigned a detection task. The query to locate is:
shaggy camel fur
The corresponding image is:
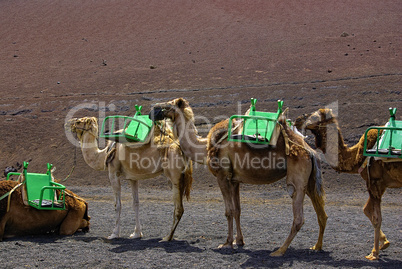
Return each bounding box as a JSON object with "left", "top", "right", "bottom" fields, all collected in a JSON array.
[
  {"left": 295, "top": 108, "right": 402, "bottom": 260},
  {"left": 0, "top": 180, "right": 89, "bottom": 240},
  {"left": 151, "top": 98, "right": 327, "bottom": 256},
  {"left": 68, "top": 117, "right": 193, "bottom": 241}
]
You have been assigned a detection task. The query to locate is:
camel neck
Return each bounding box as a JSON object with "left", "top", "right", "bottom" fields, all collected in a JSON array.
[
  {"left": 174, "top": 116, "right": 208, "bottom": 164},
  {"left": 79, "top": 131, "right": 108, "bottom": 171},
  {"left": 317, "top": 122, "right": 363, "bottom": 173}
]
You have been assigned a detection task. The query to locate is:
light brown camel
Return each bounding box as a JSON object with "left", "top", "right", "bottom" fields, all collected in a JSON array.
[
  {"left": 151, "top": 98, "right": 327, "bottom": 256},
  {"left": 67, "top": 117, "right": 193, "bottom": 241},
  {"left": 0, "top": 180, "right": 89, "bottom": 240},
  {"left": 295, "top": 108, "right": 402, "bottom": 260}
]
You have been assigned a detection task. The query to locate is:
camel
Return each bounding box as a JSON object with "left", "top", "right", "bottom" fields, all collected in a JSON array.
[
  {"left": 67, "top": 117, "right": 193, "bottom": 241},
  {"left": 150, "top": 98, "right": 327, "bottom": 256},
  {"left": 0, "top": 180, "right": 89, "bottom": 240},
  {"left": 295, "top": 108, "right": 402, "bottom": 260}
]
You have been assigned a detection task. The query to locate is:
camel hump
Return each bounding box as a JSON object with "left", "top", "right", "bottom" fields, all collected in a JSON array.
[{"left": 207, "top": 119, "right": 230, "bottom": 166}]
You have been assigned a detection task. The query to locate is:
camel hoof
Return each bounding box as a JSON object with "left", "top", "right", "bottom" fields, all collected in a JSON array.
[
  {"left": 235, "top": 239, "right": 245, "bottom": 246},
  {"left": 107, "top": 234, "right": 119, "bottom": 240},
  {"left": 380, "top": 240, "right": 390, "bottom": 250},
  {"left": 310, "top": 244, "right": 322, "bottom": 251},
  {"left": 129, "top": 232, "right": 143, "bottom": 239},
  {"left": 160, "top": 235, "right": 172, "bottom": 242},
  {"left": 365, "top": 253, "right": 379, "bottom": 261},
  {"left": 218, "top": 243, "right": 234, "bottom": 249},
  {"left": 270, "top": 250, "right": 285, "bottom": 257}
]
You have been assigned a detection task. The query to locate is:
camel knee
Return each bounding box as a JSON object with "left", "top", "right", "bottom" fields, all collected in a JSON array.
[
  {"left": 80, "top": 219, "right": 90, "bottom": 230},
  {"left": 132, "top": 200, "right": 140, "bottom": 208},
  {"left": 371, "top": 216, "right": 381, "bottom": 229},
  {"left": 59, "top": 224, "right": 76, "bottom": 235},
  {"left": 225, "top": 210, "right": 233, "bottom": 220},
  {"left": 294, "top": 217, "right": 304, "bottom": 232},
  {"left": 175, "top": 207, "right": 184, "bottom": 219},
  {"left": 287, "top": 184, "right": 296, "bottom": 198},
  {"left": 363, "top": 203, "right": 373, "bottom": 218},
  {"left": 365, "top": 207, "right": 381, "bottom": 228},
  {"left": 318, "top": 214, "right": 328, "bottom": 228}
]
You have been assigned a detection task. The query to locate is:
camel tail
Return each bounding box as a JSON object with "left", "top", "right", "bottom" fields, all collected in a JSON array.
[
  {"left": 309, "top": 152, "right": 325, "bottom": 199},
  {"left": 182, "top": 157, "right": 193, "bottom": 201}
]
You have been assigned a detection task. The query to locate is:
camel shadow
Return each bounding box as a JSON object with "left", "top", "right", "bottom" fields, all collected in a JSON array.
[
  {"left": 103, "top": 237, "right": 204, "bottom": 254},
  {"left": 214, "top": 247, "right": 402, "bottom": 268},
  {"left": 3, "top": 234, "right": 63, "bottom": 244}
]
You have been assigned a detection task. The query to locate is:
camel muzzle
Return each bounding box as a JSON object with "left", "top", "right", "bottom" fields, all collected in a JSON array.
[{"left": 149, "top": 107, "right": 165, "bottom": 121}]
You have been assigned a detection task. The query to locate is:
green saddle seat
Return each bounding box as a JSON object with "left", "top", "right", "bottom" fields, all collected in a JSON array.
[
  {"left": 364, "top": 108, "right": 402, "bottom": 159},
  {"left": 228, "top": 99, "right": 283, "bottom": 145},
  {"left": 100, "top": 105, "right": 153, "bottom": 143},
  {"left": 21, "top": 162, "right": 66, "bottom": 210}
]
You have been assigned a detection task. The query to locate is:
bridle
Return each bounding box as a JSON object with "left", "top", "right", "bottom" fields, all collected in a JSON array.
[{"left": 70, "top": 119, "right": 97, "bottom": 139}]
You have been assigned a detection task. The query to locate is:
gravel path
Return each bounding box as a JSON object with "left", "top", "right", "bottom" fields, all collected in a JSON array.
[{"left": 1, "top": 180, "right": 401, "bottom": 269}]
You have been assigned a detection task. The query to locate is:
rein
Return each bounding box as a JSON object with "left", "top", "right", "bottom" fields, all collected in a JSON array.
[
  {"left": 60, "top": 144, "right": 77, "bottom": 182},
  {"left": 61, "top": 120, "right": 91, "bottom": 182}
]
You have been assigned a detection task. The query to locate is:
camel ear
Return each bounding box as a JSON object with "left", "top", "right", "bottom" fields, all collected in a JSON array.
[
  {"left": 85, "top": 117, "right": 96, "bottom": 125},
  {"left": 176, "top": 98, "right": 186, "bottom": 109},
  {"left": 323, "top": 109, "right": 333, "bottom": 120}
]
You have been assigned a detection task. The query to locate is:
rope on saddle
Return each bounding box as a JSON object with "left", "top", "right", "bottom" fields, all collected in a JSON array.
[
  {"left": 215, "top": 121, "right": 241, "bottom": 146},
  {"left": 64, "top": 190, "right": 86, "bottom": 203},
  {"left": 279, "top": 124, "right": 290, "bottom": 156},
  {"left": 0, "top": 175, "right": 25, "bottom": 212},
  {"left": 366, "top": 156, "right": 372, "bottom": 190},
  {"left": 156, "top": 118, "right": 180, "bottom": 149},
  {"left": 279, "top": 121, "right": 317, "bottom": 158}
]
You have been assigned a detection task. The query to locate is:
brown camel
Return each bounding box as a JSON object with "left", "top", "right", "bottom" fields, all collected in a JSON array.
[
  {"left": 67, "top": 117, "right": 193, "bottom": 241},
  {"left": 151, "top": 98, "right": 327, "bottom": 256},
  {"left": 295, "top": 108, "right": 402, "bottom": 260},
  {"left": 0, "top": 180, "right": 89, "bottom": 240}
]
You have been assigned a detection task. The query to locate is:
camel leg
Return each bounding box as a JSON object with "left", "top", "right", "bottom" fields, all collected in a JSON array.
[
  {"left": 364, "top": 192, "right": 388, "bottom": 260},
  {"left": 363, "top": 195, "right": 390, "bottom": 252},
  {"left": 216, "top": 172, "right": 236, "bottom": 249},
  {"left": 378, "top": 230, "right": 390, "bottom": 250},
  {"left": 271, "top": 182, "right": 306, "bottom": 257},
  {"left": 232, "top": 182, "right": 244, "bottom": 246},
  {"left": 0, "top": 218, "right": 6, "bottom": 241},
  {"left": 307, "top": 186, "right": 327, "bottom": 251},
  {"left": 60, "top": 211, "right": 85, "bottom": 235},
  {"left": 161, "top": 153, "right": 185, "bottom": 242},
  {"left": 129, "top": 180, "right": 143, "bottom": 239},
  {"left": 161, "top": 180, "right": 184, "bottom": 242},
  {"left": 108, "top": 171, "right": 122, "bottom": 239}
]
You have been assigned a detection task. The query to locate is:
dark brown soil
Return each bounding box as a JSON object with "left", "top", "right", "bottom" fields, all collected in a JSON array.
[{"left": 0, "top": 0, "right": 401, "bottom": 268}]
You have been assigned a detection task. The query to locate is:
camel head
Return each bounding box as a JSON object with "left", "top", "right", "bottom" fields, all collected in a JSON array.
[
  {"left": 67, "top": 117, "right": 99, "bottom": 140},
  {"left": 295, "top": 108, "right": 338, "bottom": 153},
  {"left": 295, "top": 109, "right": 337, "bottom": 131},
  {"left": 150, "top": 98, "right": 195, "bottom": 122}
]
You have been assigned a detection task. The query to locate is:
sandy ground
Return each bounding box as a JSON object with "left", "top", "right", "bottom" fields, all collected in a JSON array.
[{"left": 0, "top": 0, "right": 401, "bottom": 268}]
